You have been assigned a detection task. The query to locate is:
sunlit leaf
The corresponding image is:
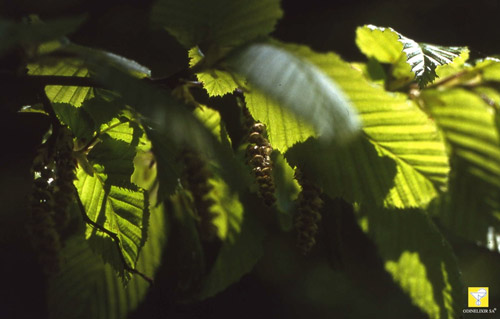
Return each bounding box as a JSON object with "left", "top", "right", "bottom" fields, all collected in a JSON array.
[
  {"left": 52, "top": 102, "right": 95, "bottom": 140},
  {"left": 422, "top": 88, "right": 500, "bottom": 244},
  {"left": 206, "top": 176, "right": 244, "bottom": 242},
  {"left": 355, "top": 25, "right": 468, "bottom": 87},
  {"left": 197, "top": 193, "right": 266, "bottom": 299},
  {"left": 361, "top": 206, "right": 464, "bottom": 319},
  {"left": 227, "top": 42, "right": 361, "bottom": 141},
  {"left": 285, "top": 45, "right": 449, "bottom": 208},
  {"left": 271, "top": 151, "right": 300, "bottom": 231},
  {"left": 151, "top": 0, "right": 282, "bottom": 48},
  {"left": 28, "top": 60, "right": 93, "bottom": 106},
  {"left": 81, "top": 97, "right": 124, "bottom": 129},
  {"left": 244, "top": 88, "right": 316, "bottom": 152},
  {"left": 75, "top": 122, "right": 148, "bottom": 281},
  {"left": 286, "top": 136, "right": 398, "bottom": 206},
  {"left": 355, "top": 25, "right": 403, "bottom": 64},
  {"left": 189, "top": 47, "right": 239, "bottom": 97},
  {"left": 47, "top": 202, "right": 167, "bottom": 319}
]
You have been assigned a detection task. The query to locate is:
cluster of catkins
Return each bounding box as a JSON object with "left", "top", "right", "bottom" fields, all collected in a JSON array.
[
  {"left": 243, "top": 108, "right": 276, "bottom": 207},
  {"left": 181, "top": 149, "right": 218, "bottom": 241},
  {"left": 294, "top": 169, "right": 323, "bottom": 255},
  {"left": 29, "top": 126, "right": 76, "bottom": 274}
]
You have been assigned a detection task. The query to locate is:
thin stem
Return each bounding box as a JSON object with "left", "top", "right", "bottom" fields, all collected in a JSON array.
[{"left": 73, "top": 185, "right": 153, "bottom": 285}]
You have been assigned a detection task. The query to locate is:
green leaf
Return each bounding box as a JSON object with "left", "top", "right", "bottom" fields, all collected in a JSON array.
[
  {"left": 244, "top": 88, "right": 316, "bottom": 152},
  {"left": 206, "top": 176, "right": 244, "bottom": 242},
  {"left": 197, "top": 193, "right": 266, "bottom": 299},
  {"left": 151, "top": 0, "right": 282, "bottom": 48},
  {"left": 81, "top": 97, "right": 124, "bottom": 129},
  {"left": 75, "top": 164, "right": 148, "bottom": 281},
  {"left": 422, "top": 88, "right": 500, "bottom": 244},
  {"left": 144, "top": 128, "right": 182, "bottom": 201},
  {"left": 47, "top": 202, "right": 167, "bottom": 319},
  {"left": 193, "top": 104, "right": 225, "bottom": 143},
  {"left": 28, "top": 60, "right": 93, "bottom": 106},
  {"left": 271, "top": 151, "right": 300, "bottom": 231},
  {"left": 423, "top": 89, "right": 500, "bottom": 187},
  {"left": 361, "top": 206, "right": 464, "bottom": 319},
  {"left": 401, "top": 41, "right": 466, "bottom": 87},
  {"left": 284, "top": 46, "right": 449, "bottom": 208},
  {"left": 355, "top": 25, "right": 468, "bottom": 87},
  {"left": 0, "top": 16, "right": 85, "bottom": 56},
  {"left": 52, "top": 102, "right": 95, "bottom": 141},
  {"left": 89, "top": 134, "right": 138, "bottom": 189},
  {"left": 189, "top": 47, "right": 239, "bottom": 97},
  {"left": 227, "top": 42, "right": 361, "bottom": 141},
  {"left": 286, "top": 136, "right": 398, "bottom": 206},
  {"left": 355, "top": 25, "right": 404, "bottom": 64}
]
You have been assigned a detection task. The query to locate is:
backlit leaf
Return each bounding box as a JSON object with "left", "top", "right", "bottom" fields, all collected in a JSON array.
[
  {"left": 362, "top": 206, "right": 464, "bottom": 319},
  {"left": 285, "top": 45, "right": 449, "bottom": 208},
  {"left": 151, "top": 0, "right": 282, "bottom": 48},
  {"left": 227, "top": 42, "right": 361, "bottom": 141}
]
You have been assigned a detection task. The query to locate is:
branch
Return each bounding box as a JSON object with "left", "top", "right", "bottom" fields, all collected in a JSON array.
[{"left": 28, "top": 75, "right": 104, "bottom": 88}]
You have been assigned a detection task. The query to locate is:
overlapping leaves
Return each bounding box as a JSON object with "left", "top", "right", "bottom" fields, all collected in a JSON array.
[
  {"left": 151, "top": 0, "right": 282, "bottom": 49},
  {"left": 284, "top": 44, "right": 449, "bottom": 208},
  {"left": 422, "top": 88, "right": 500, "bottom": 243},
  {"left": 227, "top": 42, "right": 360, "bottom": 141},
  {"left": 356, "top": 25, "right": 468, "bottom": 87},
  {"left": 361, "top": 206, "right": 464, "bottom": 319},
  {"left": 47, "top": 202, "right": 166, "bottom": 319}
]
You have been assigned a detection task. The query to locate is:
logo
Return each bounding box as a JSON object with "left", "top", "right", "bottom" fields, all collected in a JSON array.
[{"left": 469, "top": 287, "right": 489, "bottom": 307}]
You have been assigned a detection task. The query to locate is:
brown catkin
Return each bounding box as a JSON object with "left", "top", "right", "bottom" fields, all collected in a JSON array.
[
  {"left": 28, "top": 126, "right": 78, "bottom": 274},
  {"left": 181, "top": 149, "right": 218, "bottom": 241},
  {"left": 294, "top": 169, "right": 323, "bottom": 255},
  {"left": 29, "top": 146, "right": 62, "bottom": 275},
  {"left": 242, "top": 107, "right": 276, "bottom": 207},
  {"left": 52, "top": 127, "right": 76, "bottom": 232}
]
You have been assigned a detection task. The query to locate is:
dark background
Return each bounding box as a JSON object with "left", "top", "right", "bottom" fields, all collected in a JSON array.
[{"left": 2, "top": 0, "right": 500, "bottom": 318}]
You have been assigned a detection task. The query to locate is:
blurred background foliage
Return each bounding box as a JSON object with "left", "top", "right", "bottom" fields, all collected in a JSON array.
[{"left": 2, "top": 0, "right": 500, "bottom": 318}]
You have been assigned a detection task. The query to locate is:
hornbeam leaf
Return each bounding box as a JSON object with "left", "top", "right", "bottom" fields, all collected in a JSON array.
[
  {"left": 401, "top": 40, "right": 466, "bottom": 87},
  {"left": 286, "top": 136, "right": 398, "bottom": 207},
  {"left": 197, "top": 193, "right": 266, "bottom": 300},
  {"left": 355, "top": 25, "right": 467, "bottom": 87},
  {"left": 422, "top": 88, "right": 500, "bottom": 244},
  {"left": 75, "top": 164, "right": 149, "bottom": 281},
  {"left": 72, "top": 49, "right": 249, "bottom": 196},
  {"left": 51, "top": 102, "right": 95, "bottom": 140},
  {"left": 422, "top": 89, "right": 500, "bottom": 187},
  {"left": 47, "top": 202, "right": 167, "bottom": 319},
  {"left": 361, "top": 206, "right": 464, "bottom": 319},
  {"left": 244, "top": 88, "right": 316, "bottom": 152},
  {"left": 28, "top": 60, "right": 93, "bottom": 106},
  {"left": 151, "top": 0, "right": 282, "bottom": 48},
  {"left": 284, "top": 45, "right": 449, "bottom": 208},
  {"left": 0, "top": 16, "right": 85, "bottom": 56},
  {"left": 355, "top": 25, "right": 403, "bottom": 64},
  {"left": 81, "top": 97, "right": 124, "bottom": 128},
  {"left": 227, "top": 42, "right": 361, "bottom": 141},
  {"left": 189, "top": 47, "right": 239, "bottom": 97}
]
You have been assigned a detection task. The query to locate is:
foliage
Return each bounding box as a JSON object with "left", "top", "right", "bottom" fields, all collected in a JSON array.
[{"left": 3, "top": 1, "right": 500, "bottom": 318}]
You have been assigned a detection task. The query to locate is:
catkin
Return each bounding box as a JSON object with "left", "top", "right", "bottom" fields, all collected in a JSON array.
[
  {"left": 52, "top": 127, "right": 76, "bottom": 232},
  {"left": 28, "top": 126, "right": 77, "bottom": 274},
  {"left": 29, "top": 146, "right": 62, "bottom": 274},
  {"left": 181, "top": 149, "right": 218, "bottom": 241},
  {"left": 243, "top": 107, "right": 276, "bottom": 206},
  {"left": 294, "top": 169, "right": 323, "bottom": 255}
]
